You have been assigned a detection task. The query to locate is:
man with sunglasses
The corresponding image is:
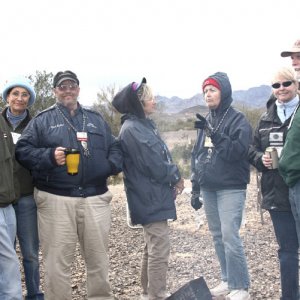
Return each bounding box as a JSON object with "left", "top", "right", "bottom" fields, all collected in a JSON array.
[
  {"left": 15, "top": 70, "right": 123, "bottom": 300},
  {"left": 250, "top": 67, "right": 299, "bottom": 300}
]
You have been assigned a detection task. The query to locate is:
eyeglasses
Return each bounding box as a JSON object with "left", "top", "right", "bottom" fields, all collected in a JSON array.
[
  {"left": 10, "top": 91, "right": 30, "bottom": 98},
  {"left": 57, "top": 84, "right": 78, "bottom": 91},
  {"left": 271, "top": 81, "right": 294, "bottom": 89}
]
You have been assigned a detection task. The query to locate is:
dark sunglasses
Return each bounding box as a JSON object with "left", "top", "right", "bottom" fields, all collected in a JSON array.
[
  {"left": 57, "top": 84, "right": 78, "bottom": 91},
  {"left": 271, "top": 81, "right": 294, "bottom": 89}
]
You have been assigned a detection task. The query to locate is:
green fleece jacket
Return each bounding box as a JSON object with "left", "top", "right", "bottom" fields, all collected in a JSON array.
[
  {"left": 2, "top": 107, "right": 33, "bottom": 196},
  {"left": 0, "top": 115, "right": 20, "bottom": 207},
  {"left": 279, "top": 105, "right": 300, "bottom": 187}
]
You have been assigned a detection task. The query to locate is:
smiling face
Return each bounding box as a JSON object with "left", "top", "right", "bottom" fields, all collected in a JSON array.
[
  {"left": 6, "top": 87, "right": 30, "bottom": 115},
  {"left": 53, "top": 79, "right": 80, "bottom": 110},
  {"left": 272, "top": 77, "right": 298, "bottom": 103},
  {"left": 272, "top": 69, "right": 298, "bottom": 103}
]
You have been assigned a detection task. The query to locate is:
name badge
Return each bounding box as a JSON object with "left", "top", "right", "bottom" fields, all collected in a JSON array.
[
  {"left": 204, "top": 136, "right": 214, "bottom": 148},
  {"left": 11, "top": 132, "right": 21, "bottom": 144},
  {"left": 77, "top": 132, "right": 88, "bottom": 141},
  {"left": 269, "top": 132, "right": 283, "bottom": 147}
]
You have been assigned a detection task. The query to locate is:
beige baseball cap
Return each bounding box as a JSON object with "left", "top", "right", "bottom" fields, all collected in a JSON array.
[{"left": 281, "top": 40, "right": 300, "bottom": 57}]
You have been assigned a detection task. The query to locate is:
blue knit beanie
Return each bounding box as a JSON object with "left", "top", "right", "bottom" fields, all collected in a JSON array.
[{"left": 2, "top": 76, "right": 36, "bottom": 107}]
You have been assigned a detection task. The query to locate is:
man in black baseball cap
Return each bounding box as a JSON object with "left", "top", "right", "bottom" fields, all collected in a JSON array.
[
  {"left": 16, "top": 69, "right": 122, "bottom": 300},
  {"left": 53, "top": 70, "right": 80, "bottom": 88}
]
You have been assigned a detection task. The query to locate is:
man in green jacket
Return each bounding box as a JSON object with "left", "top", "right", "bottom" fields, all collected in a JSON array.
[
  {"left": 0, "top": 114, "right": 22, "bottom": 299},
  {"left": 279, "top": 105, "right": 300, "bottom": 240},
  {"left": 281, "top": 39, "right": 300, "bottom": 88},
  {"left": 279, "top": 40, "right": 300, "bottom": 244}
]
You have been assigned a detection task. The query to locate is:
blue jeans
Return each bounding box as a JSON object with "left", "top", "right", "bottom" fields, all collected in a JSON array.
[
  {"left": 0, "top": 204, "right": 22, "bottom": 300},
  {"left": 202, "top": 189, "right": 250, "bottom": 290},
  {"left": 14, "top": 195, "right": 44, "bottom": 300},
  {"left": 269, "top": 210, "right": 299, "bottom": 300}
]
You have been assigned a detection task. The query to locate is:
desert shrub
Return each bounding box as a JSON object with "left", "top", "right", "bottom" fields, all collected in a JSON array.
[
  {"left": 170, "top": 142, "right": 194, "bottom": 179},
  {"left": 154, "top": 116, "right": 194, "bottom": 132},
  {"left": 235, "top": 105, "right": 265, "bottom": 130}
]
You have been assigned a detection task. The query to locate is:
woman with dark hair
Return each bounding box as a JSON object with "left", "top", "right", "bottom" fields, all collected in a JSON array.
[{"left": 2, "top": 77, "right": 44, "bottom": 300}]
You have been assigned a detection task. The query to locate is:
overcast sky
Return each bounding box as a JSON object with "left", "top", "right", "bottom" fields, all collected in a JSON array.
[{"left": 0, "top": 0, "right": 299, "bottom": 106}]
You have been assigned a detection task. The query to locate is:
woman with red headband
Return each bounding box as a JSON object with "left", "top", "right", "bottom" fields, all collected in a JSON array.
[{"left": 191, "top": 72, "right": 252, "bottom": 300}]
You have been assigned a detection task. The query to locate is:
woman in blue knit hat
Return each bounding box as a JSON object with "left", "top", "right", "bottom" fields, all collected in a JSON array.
[{"left": 1, "top": 77, "right": 44, "bottom": 300}]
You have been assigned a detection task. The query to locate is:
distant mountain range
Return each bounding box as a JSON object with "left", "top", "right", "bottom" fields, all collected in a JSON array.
[{"left": 156, "top": 85, "right": 272, "bottom": 114}]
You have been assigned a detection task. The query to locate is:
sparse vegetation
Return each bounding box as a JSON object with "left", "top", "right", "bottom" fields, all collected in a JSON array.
[
  {"left": 169, "top": 141, "right": 195, "bottom": 179},
  {"left": 235, "top": 105, "right": 265, "bottom": 129},
  {"left": 92, "top": 85, "right": 122, "bottom": 137},
  {"left": 154, "top": 115, "right": 195, "bottom": 132},
  {"left": 28, "top": 71, "right": 56, "bottom": 116}
]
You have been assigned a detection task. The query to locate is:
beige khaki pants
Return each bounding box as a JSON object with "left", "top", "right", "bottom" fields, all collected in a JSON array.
[
  {"left": 141, "top": 221, "right": 170, "bottom": 300},
  {"left": 34, "top": 188, "right": 114, "bottom": 300}
]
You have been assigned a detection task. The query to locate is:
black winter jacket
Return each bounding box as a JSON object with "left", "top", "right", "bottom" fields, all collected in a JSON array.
[
  {"left": 191, "top": 72, "right": 252, "bottom": 191},
  {"left": 2, "top": 107, "right": 34, "bottom": 196},
  {"left": 112, "top": 81, "right": 180, "bottom": 225},
  {"left": 15, "top": 103, "right": 122, "bottom": 197},
  {"left": 249, "top": 97, "right": 293, "bottom": 211}
]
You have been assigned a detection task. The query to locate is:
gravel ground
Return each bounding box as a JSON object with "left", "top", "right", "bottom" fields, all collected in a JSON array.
[{"left": 18, "top": 171, "right": 282, "bottom": 299}]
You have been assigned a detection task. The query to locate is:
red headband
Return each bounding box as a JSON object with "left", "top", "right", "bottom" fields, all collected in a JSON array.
[{"left": 202, "top": 78, "right": 221, "bottom": 91}]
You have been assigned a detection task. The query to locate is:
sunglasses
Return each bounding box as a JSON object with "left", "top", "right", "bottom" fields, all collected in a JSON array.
[
  {"left": 57, "top": 84, "right": 78, "bottom": 91},
  {"left": 271, "top": 81, "right": 294, "bottom": 89}
]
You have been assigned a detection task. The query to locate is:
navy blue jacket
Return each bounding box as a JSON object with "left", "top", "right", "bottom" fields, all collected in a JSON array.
[
  {"left": 112, "top": 82, "right": 180, "bottom": 225},
  {"left": 191, "top": 72, "right": 252, "bottom": 191},
  {"left": 15, "top": 103, "right": 122, "bottom": 197}
]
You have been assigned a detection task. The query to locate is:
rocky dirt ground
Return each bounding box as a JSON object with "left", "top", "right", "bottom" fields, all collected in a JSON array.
[{"left": 18, "top": 171, "right": 282, "bottom": 300}]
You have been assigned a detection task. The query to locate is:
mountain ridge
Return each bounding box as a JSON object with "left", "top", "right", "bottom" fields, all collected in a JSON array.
[{"left": 156, "top": 85, "right": 272, "bottom": 114}]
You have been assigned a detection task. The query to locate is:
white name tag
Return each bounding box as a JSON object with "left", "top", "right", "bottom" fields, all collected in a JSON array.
[
  {"left": 11, "top": 132, "right": 21, "bottom": 144},
  {"left": 204, "top": 136, "right": 214, "bottom": 148},
  {"left": 77, "top": 132, "right": 88, "bottom": 141}
]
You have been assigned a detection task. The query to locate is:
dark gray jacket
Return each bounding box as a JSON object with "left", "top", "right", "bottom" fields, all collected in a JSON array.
[
  {"left": 191, "top": 72, "right": 252, "bottom": 191},
  {"left": 112, "top": 81, "right": 180, "bottom": 225}
]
